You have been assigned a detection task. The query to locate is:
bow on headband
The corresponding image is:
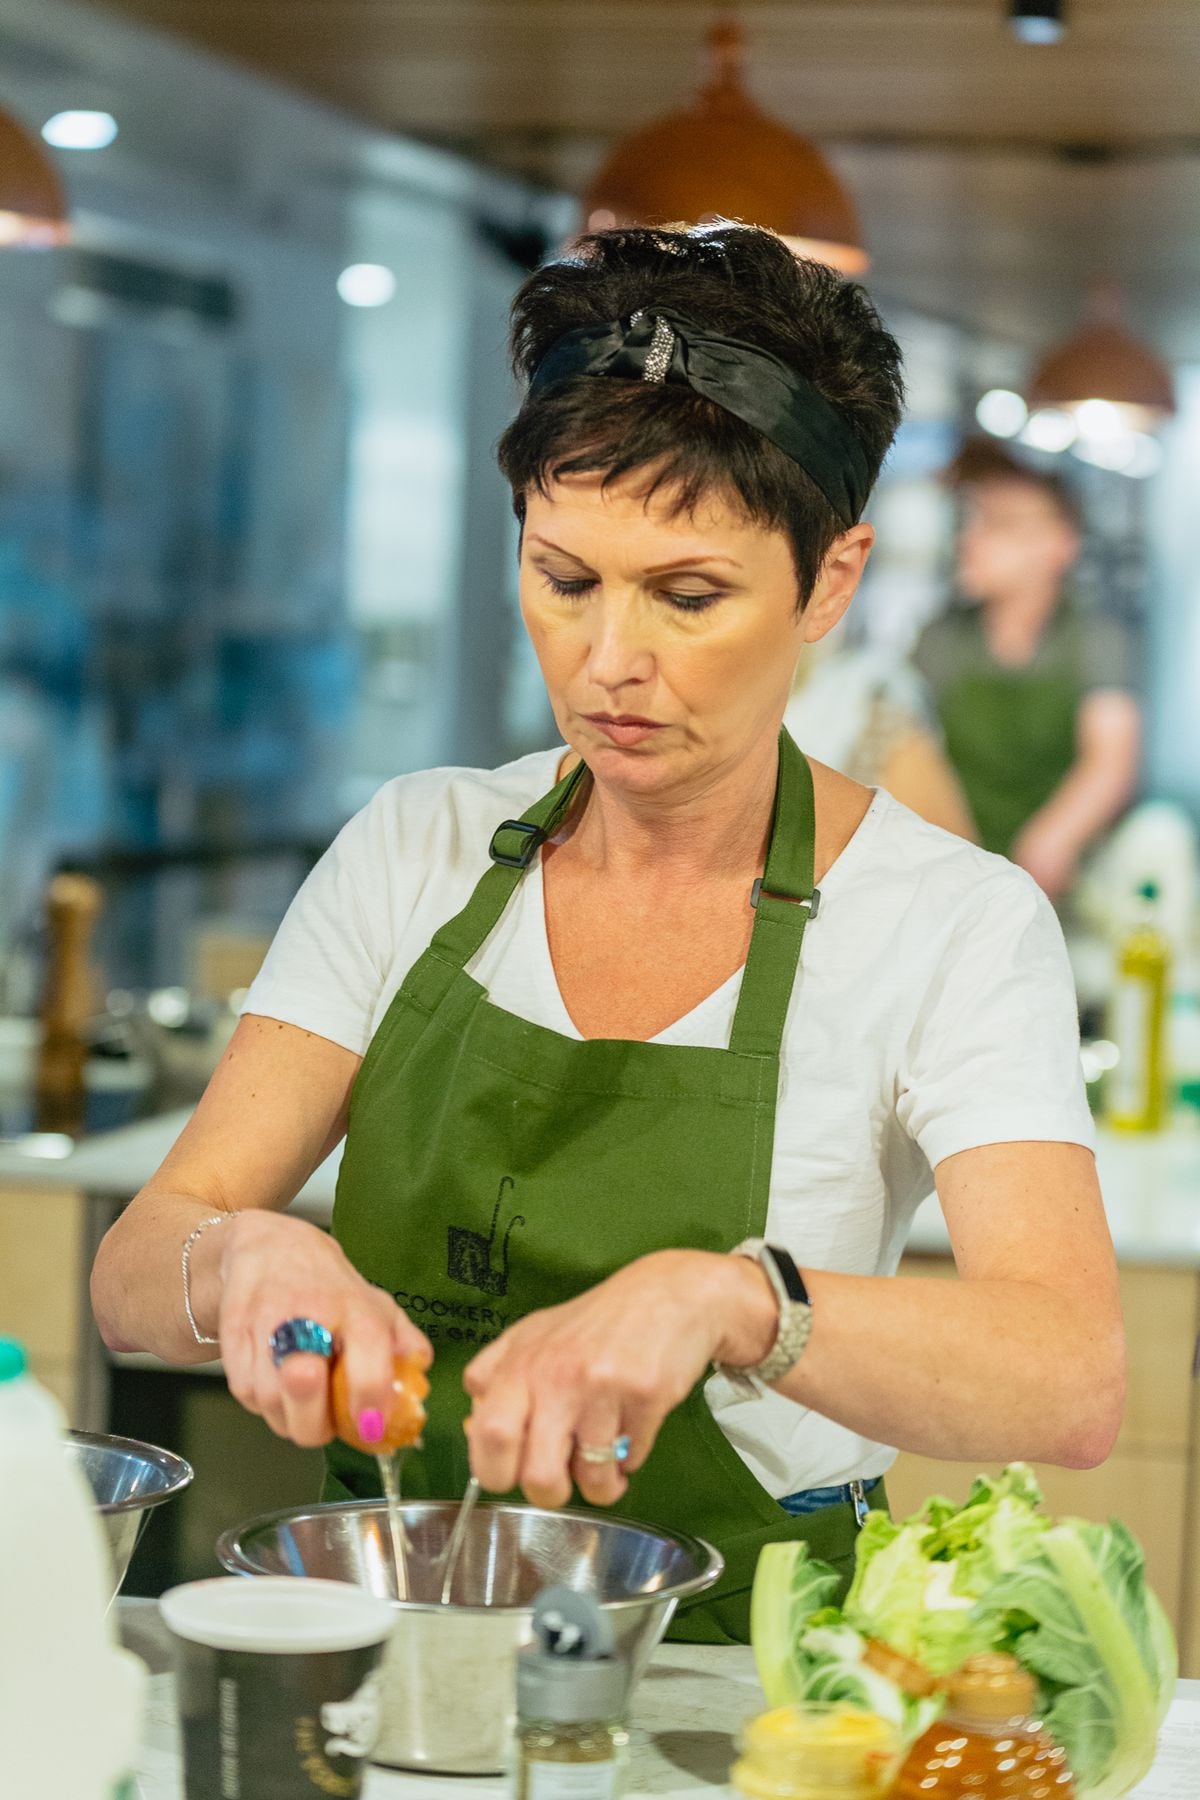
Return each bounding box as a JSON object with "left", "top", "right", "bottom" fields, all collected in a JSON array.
[{"left": 528, "top": 309, "right": 872, "bottom": 526}]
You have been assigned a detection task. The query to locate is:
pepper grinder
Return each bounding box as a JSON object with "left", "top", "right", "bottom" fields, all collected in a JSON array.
[
  {"left": 513, "top": 1585, "right": 629, "bottom": 1800},
  {"left": 34, "top": 873, "right": 103, "bottom": 1137}
]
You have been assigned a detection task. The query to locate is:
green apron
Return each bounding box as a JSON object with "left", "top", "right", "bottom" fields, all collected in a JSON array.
[
  {"left": 327, "top": 730, "right": 866, "bottom": 1643},
  {"left": 936, "top": 617, "right": 1083, "bottom": 858}
]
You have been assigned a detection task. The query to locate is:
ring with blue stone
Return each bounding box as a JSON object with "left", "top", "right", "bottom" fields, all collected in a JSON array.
[
  {"left": 577, "top": 1434, "right": 632, "bottom": 1466},
  {"left": 268, "top": 1316, "right": 335, "bottom": 1367}
]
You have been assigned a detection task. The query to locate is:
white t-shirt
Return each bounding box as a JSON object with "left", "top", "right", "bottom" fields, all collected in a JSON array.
[{"left": 242, "top": 748, "right": 1095, "bottom": 1498}]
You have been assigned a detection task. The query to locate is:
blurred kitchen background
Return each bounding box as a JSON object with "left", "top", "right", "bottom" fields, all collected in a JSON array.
[{"left": 4, "top": 0, "right": 1200, "bottom": 1662}]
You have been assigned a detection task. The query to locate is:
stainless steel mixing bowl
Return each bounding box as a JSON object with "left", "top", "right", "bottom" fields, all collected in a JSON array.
[
  {"left": 66, "top": 1429, "right": 193, "bottom": 1599},
  {"left": 217, "top": 1498, "right": 722, "bottom": 1773}
]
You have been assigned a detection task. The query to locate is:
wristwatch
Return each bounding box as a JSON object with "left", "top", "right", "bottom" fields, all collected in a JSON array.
[{"left": 716, "top": 1238, "right": 814, "bottom": 1400}]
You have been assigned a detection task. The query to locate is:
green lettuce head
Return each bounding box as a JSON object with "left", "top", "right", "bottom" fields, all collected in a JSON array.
[{"left": 750, "top": 1468, "right": 1176, "bottom": 1798}]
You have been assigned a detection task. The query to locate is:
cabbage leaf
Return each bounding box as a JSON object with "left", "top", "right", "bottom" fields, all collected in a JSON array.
[{"left": 974, "top": 1518, "right": 1177, "bottom": 1800}]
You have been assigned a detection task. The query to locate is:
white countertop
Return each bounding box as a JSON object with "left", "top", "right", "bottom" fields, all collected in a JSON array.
[
  {"left": 116, "top": 1601, "right": 1200, "bottom": 1799},
  {"left": 5, "top": 1106, "right": 1200, "bottom": 1266}
]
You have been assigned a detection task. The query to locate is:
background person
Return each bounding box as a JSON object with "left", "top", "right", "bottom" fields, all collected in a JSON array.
[{"left": 913, "top": 448, "right": 1141, "bottom": 900}]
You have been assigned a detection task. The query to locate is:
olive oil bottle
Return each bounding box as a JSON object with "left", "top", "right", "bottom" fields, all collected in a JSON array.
[{"left": 1106, "top": 881, "right": 1170, "bottom": 1133}]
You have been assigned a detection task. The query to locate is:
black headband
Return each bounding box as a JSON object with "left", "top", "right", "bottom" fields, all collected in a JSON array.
[{"left": 527, "top": 309, "right": 873, "bottom": 526}]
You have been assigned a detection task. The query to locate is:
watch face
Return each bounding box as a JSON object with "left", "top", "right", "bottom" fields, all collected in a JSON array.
[{"left": 767, "top": 1245, "right": 811, "bottom": 1307}]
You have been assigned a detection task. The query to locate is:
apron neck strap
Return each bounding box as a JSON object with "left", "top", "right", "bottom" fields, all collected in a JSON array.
[
  {"left": 426, "top": 758, "right": 590, "bottom": 968},
  {"left": 728, "top": 729, "right": 818, "bottom": 1058},
  {"left": 429, "top": 736, "right": 817, "bottom": 1064}
]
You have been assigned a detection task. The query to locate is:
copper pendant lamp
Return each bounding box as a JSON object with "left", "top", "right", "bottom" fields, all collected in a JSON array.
[
  {"left": 1028, "top": 286, "right": 1174, "bottom": 433},
  {"left": 0, "top": 109, "right": 70, "bottom": 248},
  {"left": 582, "top": 16, "right": 868, "bottom": 276}
]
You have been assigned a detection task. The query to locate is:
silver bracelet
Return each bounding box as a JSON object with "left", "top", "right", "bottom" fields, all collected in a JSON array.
[{"left": 181, "top": 1213, "right": 233, "bottom": 1347}]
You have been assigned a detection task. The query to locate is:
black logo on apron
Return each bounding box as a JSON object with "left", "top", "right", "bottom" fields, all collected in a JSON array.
[{"left": 447, "top": 1175, "right": 525, "bottom": 1298}]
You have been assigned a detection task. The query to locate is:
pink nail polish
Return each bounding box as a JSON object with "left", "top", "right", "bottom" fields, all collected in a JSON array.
[{"left": 358, "top": 1408, "right": 384, "bottom": 1445}]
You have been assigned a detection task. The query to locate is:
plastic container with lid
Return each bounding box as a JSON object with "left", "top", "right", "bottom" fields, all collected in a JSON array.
[
  {"left": 730, "top": 1701, "right": 900, "bottom": 1800},
  {"left": 890, "top": 1653, "right": 1075, "bottom": 1800},
  {"left": 0, "top": 1337, "right": 147, "bottom": 1798}
]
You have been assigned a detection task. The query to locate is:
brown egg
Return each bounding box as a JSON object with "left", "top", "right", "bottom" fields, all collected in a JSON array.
[{"left": 330, "top": 1352, "right": 430, "bottom": 1454}]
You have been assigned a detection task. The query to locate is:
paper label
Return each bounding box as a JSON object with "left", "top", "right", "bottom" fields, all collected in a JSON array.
[{"left": 526, "top": 1758, "right": 621, "bottom": 1800}]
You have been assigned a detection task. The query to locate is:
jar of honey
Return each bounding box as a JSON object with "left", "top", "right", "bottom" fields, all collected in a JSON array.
[
  {"left": 890, "top": 1653, "right": 1075, "bottom": 1800},
  {"left": 731, "top": 1702, "right": 900, "bottom": 1800}
]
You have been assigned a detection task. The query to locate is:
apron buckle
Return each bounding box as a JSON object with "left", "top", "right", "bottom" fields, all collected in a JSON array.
[
  {"left": 750, "top": 878, "right": 821, "bottom": 919},
  {"left": 489, "top": 818, "right": 547, "bottom": 869},
  {"left": 849, "top": 1478, "right": 871, "bottom": 1528}
]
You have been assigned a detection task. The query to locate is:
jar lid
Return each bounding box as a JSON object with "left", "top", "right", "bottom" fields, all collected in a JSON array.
[
  {"left": 516, "top": 1586, "right": 627, "bottom": 1727},
  {"left": 947, "top": 1653, "right": 1036, "bottom": 1722},
  {"left": 0, "top": 1338, "right": 28, "bottom": 1383},
  {"left": 517, "top": 1650, "right": 626, "bottom": 1725}
]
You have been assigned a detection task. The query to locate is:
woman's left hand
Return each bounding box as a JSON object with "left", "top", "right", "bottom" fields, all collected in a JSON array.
[{"left": 462, "top": 1249, "right": 775, "bottom": 1507}]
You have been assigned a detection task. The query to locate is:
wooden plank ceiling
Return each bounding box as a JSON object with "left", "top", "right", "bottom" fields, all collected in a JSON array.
[{"left": 88, "top": 0, "right": 1200, "bottom": 356}]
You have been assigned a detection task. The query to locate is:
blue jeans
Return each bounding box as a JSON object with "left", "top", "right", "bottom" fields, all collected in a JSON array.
[{"left": 779, "top": 1476, "right": 881, "bottom": 1521}]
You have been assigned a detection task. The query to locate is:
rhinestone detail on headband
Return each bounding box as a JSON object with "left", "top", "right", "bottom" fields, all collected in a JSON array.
[{"left": 630, "top": 312, "right": 675, "bottom": 384}]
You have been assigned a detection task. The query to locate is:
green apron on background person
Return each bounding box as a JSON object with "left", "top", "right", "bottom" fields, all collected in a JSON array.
[
  {"left": 934, "top": 612, "right": 1084, "bottom": 858},
  {"left": 326, "top": 730, "right": 869, "bottom": 1643}
]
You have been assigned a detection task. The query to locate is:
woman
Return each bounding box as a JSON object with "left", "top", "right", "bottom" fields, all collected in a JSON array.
[{"left": 92, "top": 226, "right": 1123, "bottom": 1643}]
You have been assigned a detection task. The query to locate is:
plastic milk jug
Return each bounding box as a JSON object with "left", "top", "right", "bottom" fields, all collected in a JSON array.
[{"left": 0, "top": 1337, "right": 146, "bottom": 1796}]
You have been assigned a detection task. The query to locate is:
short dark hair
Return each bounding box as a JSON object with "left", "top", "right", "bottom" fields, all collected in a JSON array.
[
  {"left": 496, "top": 223, "right": 905, "bottom": 606},
  {"left": 946, "top": 437, "right": 1084, "bottom": 533}
]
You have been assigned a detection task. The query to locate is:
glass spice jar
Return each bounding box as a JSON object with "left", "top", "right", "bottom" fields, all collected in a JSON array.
[{"left": 512, "top": 1586, "right": 629, "bottom": 1800}]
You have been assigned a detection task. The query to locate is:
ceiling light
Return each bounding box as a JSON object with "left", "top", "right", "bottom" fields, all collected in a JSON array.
[
  {"left": 0, "top": 108, "right": 69, "bottom": 247},
  {"left": 1073, "top": 397, "right": 1126, "bottom": 439},
  {"left": 975, "top": 389, "right": 1028, "bottom": 439},
  {"left": 583, "top": 16, "right": 868, "bottom": 276},
  {"left": 336, "top": 263, "right": 396, "bottom": 308},
  {"left": 1028, "top": 286, "right": 1175, "bottom": 430},
  {"left": 1009, "top": 1, "right": 1066, "bottom": 45},
  {"left": 42, "top": 111, "right": 118, "bottom": 151},
  {"left": 1019, "top": 410, "right": 1077, "bottom": 454}
]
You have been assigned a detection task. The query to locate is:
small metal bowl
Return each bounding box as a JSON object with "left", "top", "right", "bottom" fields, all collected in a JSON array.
[
  {"left": 218, "top": 1497, "right": 722, "bottom": 1774},
  {"left": 66, "top": 1429, "right": 193, "bottom": 1600}
]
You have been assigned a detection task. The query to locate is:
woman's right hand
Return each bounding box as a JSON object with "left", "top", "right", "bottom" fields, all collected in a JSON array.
[{"left": 214, "top": 1210, "right": 431, "bottom": 1449}]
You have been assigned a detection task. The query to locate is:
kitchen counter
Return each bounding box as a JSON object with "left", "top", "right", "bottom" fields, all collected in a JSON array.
[
  {"left": 117, "top": 1601, "right": 1200, "bottom": 1799},
  {"left": 120, "top": 1598, "right": 760, "bottom": 1798},
  {"left": 4, "top": 1106, "right": 1200, "bottom": 1264}
]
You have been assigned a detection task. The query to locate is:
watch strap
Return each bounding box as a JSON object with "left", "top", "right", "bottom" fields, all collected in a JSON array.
[{"left": 717, "top": 1239, "right": 814, "bottom": 1396}]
